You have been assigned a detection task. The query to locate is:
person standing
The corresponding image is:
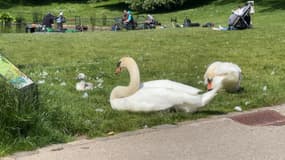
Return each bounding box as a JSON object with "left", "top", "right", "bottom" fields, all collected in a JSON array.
[
  {"left": 56, "top": 11, "right": 65, "bottom": 31},
  {"left": 42, "top": 12, "right": 55, "bottom": 29}
]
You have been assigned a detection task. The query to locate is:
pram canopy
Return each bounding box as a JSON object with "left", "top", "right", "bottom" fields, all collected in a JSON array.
[{"left": 228, "top": 2, "right": 254, "bottom": 29}]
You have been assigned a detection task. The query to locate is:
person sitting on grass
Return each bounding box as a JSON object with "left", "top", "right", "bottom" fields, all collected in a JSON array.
[
  {"left": 144, "top": 14, "right": 155, "bottom": 29},
  {"left": 123, "top": 10, "right": 135, "bottom": 30}
]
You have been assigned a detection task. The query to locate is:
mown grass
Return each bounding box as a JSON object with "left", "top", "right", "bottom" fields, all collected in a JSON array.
[{"left": 0, "top": 0, "right": 285, "bottom": 156}]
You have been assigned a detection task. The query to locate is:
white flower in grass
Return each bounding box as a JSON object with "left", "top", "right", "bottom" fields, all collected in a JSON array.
[
  {"left": 83, "top": 120, "right": 92, "bottom": 126},
  {"left": 38, "top": 80, "right": 45, "bottom": 84},
  {"left": 263, "top": 85, "right": 267, "bottom": 91},
  {"left": 95, "top": 77, "right": 104, "bottom": 89},
  {"left": 42, "top": 71, "right": 48, "bottom": 76},
  {"left": 96, "top": 77, "right": 104, "bottom": 83},
  {"left": 40, "top": 71, "right": 48, "bottom": 78},
  {"left": 77, "top": 73, "right": 86, "bottom": 80},
  {"left": 54, "top": 77, "right": 60, "bottom": 81},
  {"left": 95, "top": 108, "right": 104, "bottom": 112},
  {"left": 97, "top": 83, "right": 103, "bottom": 89},
  {"left": 82, "top": 92, "right": 88, "bottom": 98},
  {"left": 271, "top": 70, "right": 275, "bottom": 75},
  {"left": 197, "top": 80, "right": 204, "bottom": 85},
  {"left": 234, "top": 106, "right": 242, "bottom": 112},
  {"left": 60, "top": 82, "right": 66, "bottom": 86},
  {"left": 245, "top": 101, "right": 250, "bottom": 106}
]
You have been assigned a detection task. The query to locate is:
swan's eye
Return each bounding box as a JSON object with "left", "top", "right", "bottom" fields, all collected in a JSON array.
[
  {"left": 116, "top": 61, "right": 121, "bottom": 67},
  {"left": 207, "top": 78, "right": 212, "bottom": 83}
]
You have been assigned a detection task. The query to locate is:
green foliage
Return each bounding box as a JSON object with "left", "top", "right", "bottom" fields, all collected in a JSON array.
[
  {"left": 88, "top": 0, "right": 106, "bottom": 3},
  {"left": 15, "top": 15, "right": 25, "bottom": 24},
  {"left": 32, "top": 11, "right": 42, "bottom": 23},
  {"left": 125, "top": 0, "right": 186, "bottom": 11},
  {"left": 0, "top": 12, "right": 14, "bottom": 25}
]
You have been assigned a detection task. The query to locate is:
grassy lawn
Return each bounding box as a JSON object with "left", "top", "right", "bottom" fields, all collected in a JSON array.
[{"left": 0, "top": 0, "right": 285, "bottom": 156}]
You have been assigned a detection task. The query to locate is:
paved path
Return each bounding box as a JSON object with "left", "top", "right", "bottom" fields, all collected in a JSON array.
[{"left": 3, "top": 104, "right": 285, "bottom": 160}]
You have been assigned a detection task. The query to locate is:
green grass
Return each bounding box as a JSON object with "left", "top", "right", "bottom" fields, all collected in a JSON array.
[{"left": 0, "top": 0, "right": 285, "bottom": 156}]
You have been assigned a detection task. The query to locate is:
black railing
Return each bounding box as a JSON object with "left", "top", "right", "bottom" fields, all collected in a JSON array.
[
  {"left": 0, "top": 16, "right": 121, "bottom": 33},
  {"left": 0, "top": 13, "right": 158, "bottom": 33}
]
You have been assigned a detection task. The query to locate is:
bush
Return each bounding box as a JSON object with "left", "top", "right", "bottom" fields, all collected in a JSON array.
[
  {"left": 0, "top": 12, "right": 15, "bottom": 25},
  {"left": 125, "top": 0, "right": 186, "bottom": 12}
]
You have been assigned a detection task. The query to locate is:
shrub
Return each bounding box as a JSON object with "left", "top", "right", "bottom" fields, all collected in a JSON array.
[
  {"left": 125, "top": 0, "right": 186, "bottom": 12},
  {"left": 0, "top": 12, "right": 14, "bottom": 25}
]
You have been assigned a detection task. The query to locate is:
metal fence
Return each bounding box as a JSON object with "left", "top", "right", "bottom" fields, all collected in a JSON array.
[
  {"left": 0, "top": 11, "right": 120, "bottom": 33},
  {"left": 0, "top": 11, "right": 156, "bottom": 33}
]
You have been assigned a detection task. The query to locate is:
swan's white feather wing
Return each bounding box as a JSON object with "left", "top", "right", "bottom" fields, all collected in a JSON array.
[
  {"left": 111, "top": 87, "right": 203, "bottom": 112},
  {"left": 209, "top": 62, "right": 241, "bottom": 75},
  {"left": 142, "top": 80, "right": 202, "bottom": 95}
]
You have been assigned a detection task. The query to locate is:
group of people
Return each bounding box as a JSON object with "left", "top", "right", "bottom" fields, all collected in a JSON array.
[
  {"left": 120, "top": 10, "right": 157, "bottom": 30},
  {"left": 42, "top": 11, "right": 66, "bottom": 31}
]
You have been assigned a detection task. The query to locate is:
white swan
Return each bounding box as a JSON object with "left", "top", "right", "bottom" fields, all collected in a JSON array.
[
  {"left": 204, "top": 61, "right": 242, "bottom": 92},
  {"left": 110, "top": 57, "right": 222, "bottom": 112}
]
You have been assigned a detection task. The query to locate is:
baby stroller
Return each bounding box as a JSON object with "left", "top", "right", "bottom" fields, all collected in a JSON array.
[{"left": 228, "top": 1, "right": 254, "bottom": 29}]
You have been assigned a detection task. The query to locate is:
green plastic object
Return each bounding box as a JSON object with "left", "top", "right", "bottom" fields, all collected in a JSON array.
[{"left": 46, "top": 27, "right": 54, "bottom": 32}]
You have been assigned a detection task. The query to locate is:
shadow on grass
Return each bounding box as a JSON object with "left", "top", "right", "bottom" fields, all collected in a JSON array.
[
  {"left": 94, "top": 0, "right": 284, "bottom": 14},
  {"left": 258, "top": 1, "right": 285, "bottom": 12},
  {"left": 0, "top": 0, "right": 89, "bottom": 9},
  {"left": 196, "top": 110, "right": 227, "bottom": 115},
  {"left": 95, "top": 0, "right": 216, "bottom": 14},
  {"left": 215, "top": 0, "right": 285, "bottom": 11},
  {"left": 1, "top": 0, "right": 284, "bottom": 11},
  {"left": 94, "top": 2, "right": 129, "bottom": 11}
]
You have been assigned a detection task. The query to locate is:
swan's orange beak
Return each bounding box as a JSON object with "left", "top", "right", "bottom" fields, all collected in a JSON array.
[
  {"left": 207, "top": 82, "right": 213, "bottom": 91},
  {"left": 115, "top": 67, "right": 121, "bottom": 74}
]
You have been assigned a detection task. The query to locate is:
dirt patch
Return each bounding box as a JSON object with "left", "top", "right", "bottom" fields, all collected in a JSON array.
[{"left": 230, "top": 110, "right": 285, "bottom": 126}]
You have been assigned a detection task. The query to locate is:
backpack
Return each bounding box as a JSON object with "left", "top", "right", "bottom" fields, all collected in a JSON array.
[{"left": 183, "top": 17, "right": 191, "bottom": 27}]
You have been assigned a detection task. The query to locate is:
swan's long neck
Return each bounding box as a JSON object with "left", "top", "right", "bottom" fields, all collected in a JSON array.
[
  {"left": 200, "top": 88, "right": 218, "bottom": 107},
  {"left": 110, "top": 59, "right": 140, "bottom": 100},
  {"left": 200, "top": 82, "right": 223, "bottom": 107},
  {"left": 127, "top": 60, "right": 140, "bottom": 93}
]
